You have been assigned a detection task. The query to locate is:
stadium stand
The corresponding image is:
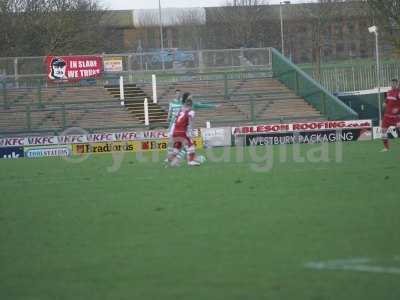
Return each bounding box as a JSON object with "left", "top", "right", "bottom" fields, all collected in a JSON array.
[
  {"left": 0, "top": 74, "right": 323, "bottom": 134},
  {"left": 138, "top": 77, "right": 322, "bottom": 127},
  {"left": 229, "top": 78, "right": 322, "bottom": 122},
  {"left": 0, "top": 85, "right": 142, "bottom": 134}
]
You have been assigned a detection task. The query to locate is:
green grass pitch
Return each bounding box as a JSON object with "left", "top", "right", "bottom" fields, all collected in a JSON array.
[{"left": 1, "top": 140, "right": 400, "bottom": 300}]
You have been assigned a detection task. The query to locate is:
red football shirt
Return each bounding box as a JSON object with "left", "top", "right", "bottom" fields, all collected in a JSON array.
[
  {"left": 385, "top": 88, "right": 400, "bottom": 115},
  {"left": 173, "top": 109, "right": 195, "bottom": 134}
]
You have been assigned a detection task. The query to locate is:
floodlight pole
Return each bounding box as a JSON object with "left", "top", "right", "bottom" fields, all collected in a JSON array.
[
  {"left": 158, "top": 0, "right": 165, "bottom": 70},
  {"left": 279, "top": 1, "right": 290, "bottom": 57},
  {"left": 370, "top": 26, "right": 382, "bottom": 125},
  {"left": 280, "top": 3, "right": 284, "bottom": 56}
]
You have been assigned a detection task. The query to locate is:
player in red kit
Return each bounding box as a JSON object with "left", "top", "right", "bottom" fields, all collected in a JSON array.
[
  {"left": 381, "top": 78, "right": 400, "bottom": 151},
  {"left": 167, "top": 96, "right": 201, "bottom": 166}
]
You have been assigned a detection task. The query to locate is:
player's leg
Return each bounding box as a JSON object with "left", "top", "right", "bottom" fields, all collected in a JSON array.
[
  {"left": 381, "top": 115, "right": 392, "bottom": 151},
  {"left": 185, "top": 137, "right": 200, "bottom": 166},
  {"left": 175, "top": 148, "right": 187, "bottom": 162},
  {"left": 168, "top": 142, "right": 182, "bottom": 166},
  {"left": 169, "top": 135, "right": 186, "bottom": 166},
  {"left": 170, "top": 130, "right": 196, "bottom": 162},
  {"left": 165, "top": 135, "right": 175, "bottom": 162},
  {"left": 381, "top": 127, "right": 389, "bottom": 151},
  {"left": 165, "top": 126, "right": 175, "bottom": 162},
  {"left": 397, "top": 116, "right": 400, "bottom": 134}
]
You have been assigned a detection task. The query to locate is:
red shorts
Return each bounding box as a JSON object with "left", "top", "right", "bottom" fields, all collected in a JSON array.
[
  {"left": 172, "top": 132, "right": 193, "bottom": 150},
  {"left": 382, "top": 114, "right": 400, "bottom": 129}
]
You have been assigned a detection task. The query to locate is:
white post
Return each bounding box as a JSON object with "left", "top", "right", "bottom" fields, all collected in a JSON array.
[
  {"left": 152, "top": 74, "right": 157, "bottom": 104},
  {"left": 144, "top": 98, "right": 149, "bottom": 126},
  {"left": 375, "top": 31, "right": 382, "bottom": 126},
  {"left": 119, "top": 76, "right": 125, "bottom": 106},
  {"left": 268, "top": 48, "right": 272, "bottom": 68},
  {"left": 206, "top": 121, "right": 211, "bottom": 128},
  {"left": 369, "top": 25, "right": 382, "bottom": 126},
  {"left": 14, "top": 58, "right": 19, "bottom": 88}
]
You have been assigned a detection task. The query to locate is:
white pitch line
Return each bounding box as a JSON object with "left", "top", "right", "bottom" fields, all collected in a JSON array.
[{"left": 305, "top": 258, "right": 400, "bottom": 276}]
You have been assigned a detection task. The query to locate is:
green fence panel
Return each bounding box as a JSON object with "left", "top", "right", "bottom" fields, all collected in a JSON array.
[
  {"left": 301, "top": 61, "right": 400, "bottom": 92},
  {"left": 271, "top": 48, "right": 358, "bottom": 120}
]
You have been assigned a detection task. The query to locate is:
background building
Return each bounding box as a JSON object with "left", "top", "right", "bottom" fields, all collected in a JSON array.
[{"left": 106, "top": 1, "right": 398, "bottom": 63}]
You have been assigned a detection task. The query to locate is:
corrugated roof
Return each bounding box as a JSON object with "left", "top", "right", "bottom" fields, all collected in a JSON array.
[
  {"left": 133, "top": 7, "right": 206, "bottom": 27},
  {"left": 206, "top": 2, "right": 370, "bottom": 22}
]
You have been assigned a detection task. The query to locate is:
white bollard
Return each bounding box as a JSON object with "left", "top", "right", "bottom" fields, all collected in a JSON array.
[
  {"left": 152, "top": 74, "right": 157, "bottom": 104},
  {"left": 144, "top": 98, "right": 149, "bottom": 126},
  {"left": 119, "top": 76, "right": 125, "bottom": 106}
]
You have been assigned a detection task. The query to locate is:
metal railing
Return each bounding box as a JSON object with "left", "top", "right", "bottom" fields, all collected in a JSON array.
[
  {"left": 2, "top": 47, "right": 399, "bottom": 93},
  {"left": 271, "top": 48, "right": 358, "bottom": 120},
  {"left": 302, "top": 61, "right": 400, "bottom": 93},
  {"left": 0, "top": 47, "right": 272, "bottom": 82}
]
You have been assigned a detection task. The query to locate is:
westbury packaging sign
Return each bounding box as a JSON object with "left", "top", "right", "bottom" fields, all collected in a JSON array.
[{"left": 47, "top": 55, "right": 102, "bottom": 82}]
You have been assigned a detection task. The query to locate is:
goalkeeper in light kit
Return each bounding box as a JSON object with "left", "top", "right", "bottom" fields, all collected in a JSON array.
[{"left": 167, "top": 99, "right": 200, "bottom": 166}]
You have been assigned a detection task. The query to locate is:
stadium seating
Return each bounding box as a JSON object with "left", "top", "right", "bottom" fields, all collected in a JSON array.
[
  {"left": 138, "top": 77, "right": 323, "bottom": 127},
  {"left": 0, "top": 85, "right": 142, "bottom": 134},
  {"left": 0, "top": 75, "right": 323, "bottom": 134}
]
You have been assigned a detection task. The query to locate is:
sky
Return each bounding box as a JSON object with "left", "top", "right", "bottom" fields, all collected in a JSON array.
[{"left": 102, "top": 0, "right": 307, "bottom": 10}]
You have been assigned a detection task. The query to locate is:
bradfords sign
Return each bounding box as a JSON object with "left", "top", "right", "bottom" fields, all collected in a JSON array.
[
  {"left": 47, "top": 55, "right": 102, "bottom": 83},
  {"left": 71, "top": 138, "right": 203, "bottom": 154},
  {"left": 232, "top": 120, "right": 372, "bottom": 135},
  {"left": 73, "top": 142, "right": 137, "bottom": 154},
  {"left": 0, "top": 130, "right": 171, "bottom": 148},
  {"left": 72, "top": 141, "right": 167, "bottom": 154},
  {"left": 24, "top": 146, "right": 71, "bottom": 158}
]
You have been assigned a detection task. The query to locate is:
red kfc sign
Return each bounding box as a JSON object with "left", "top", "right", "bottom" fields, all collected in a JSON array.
[{"left": 47, "top": 55, "right": 103, "bottom": 83}]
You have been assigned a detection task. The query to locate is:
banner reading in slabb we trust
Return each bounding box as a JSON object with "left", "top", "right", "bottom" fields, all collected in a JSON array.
[{"left": 47, "top": 55, "right": 103, "bottom": 83}]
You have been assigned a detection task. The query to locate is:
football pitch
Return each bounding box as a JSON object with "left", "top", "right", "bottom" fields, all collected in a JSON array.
[{"left": 1, "top": 140, "right": 400, "bottom": 300}]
